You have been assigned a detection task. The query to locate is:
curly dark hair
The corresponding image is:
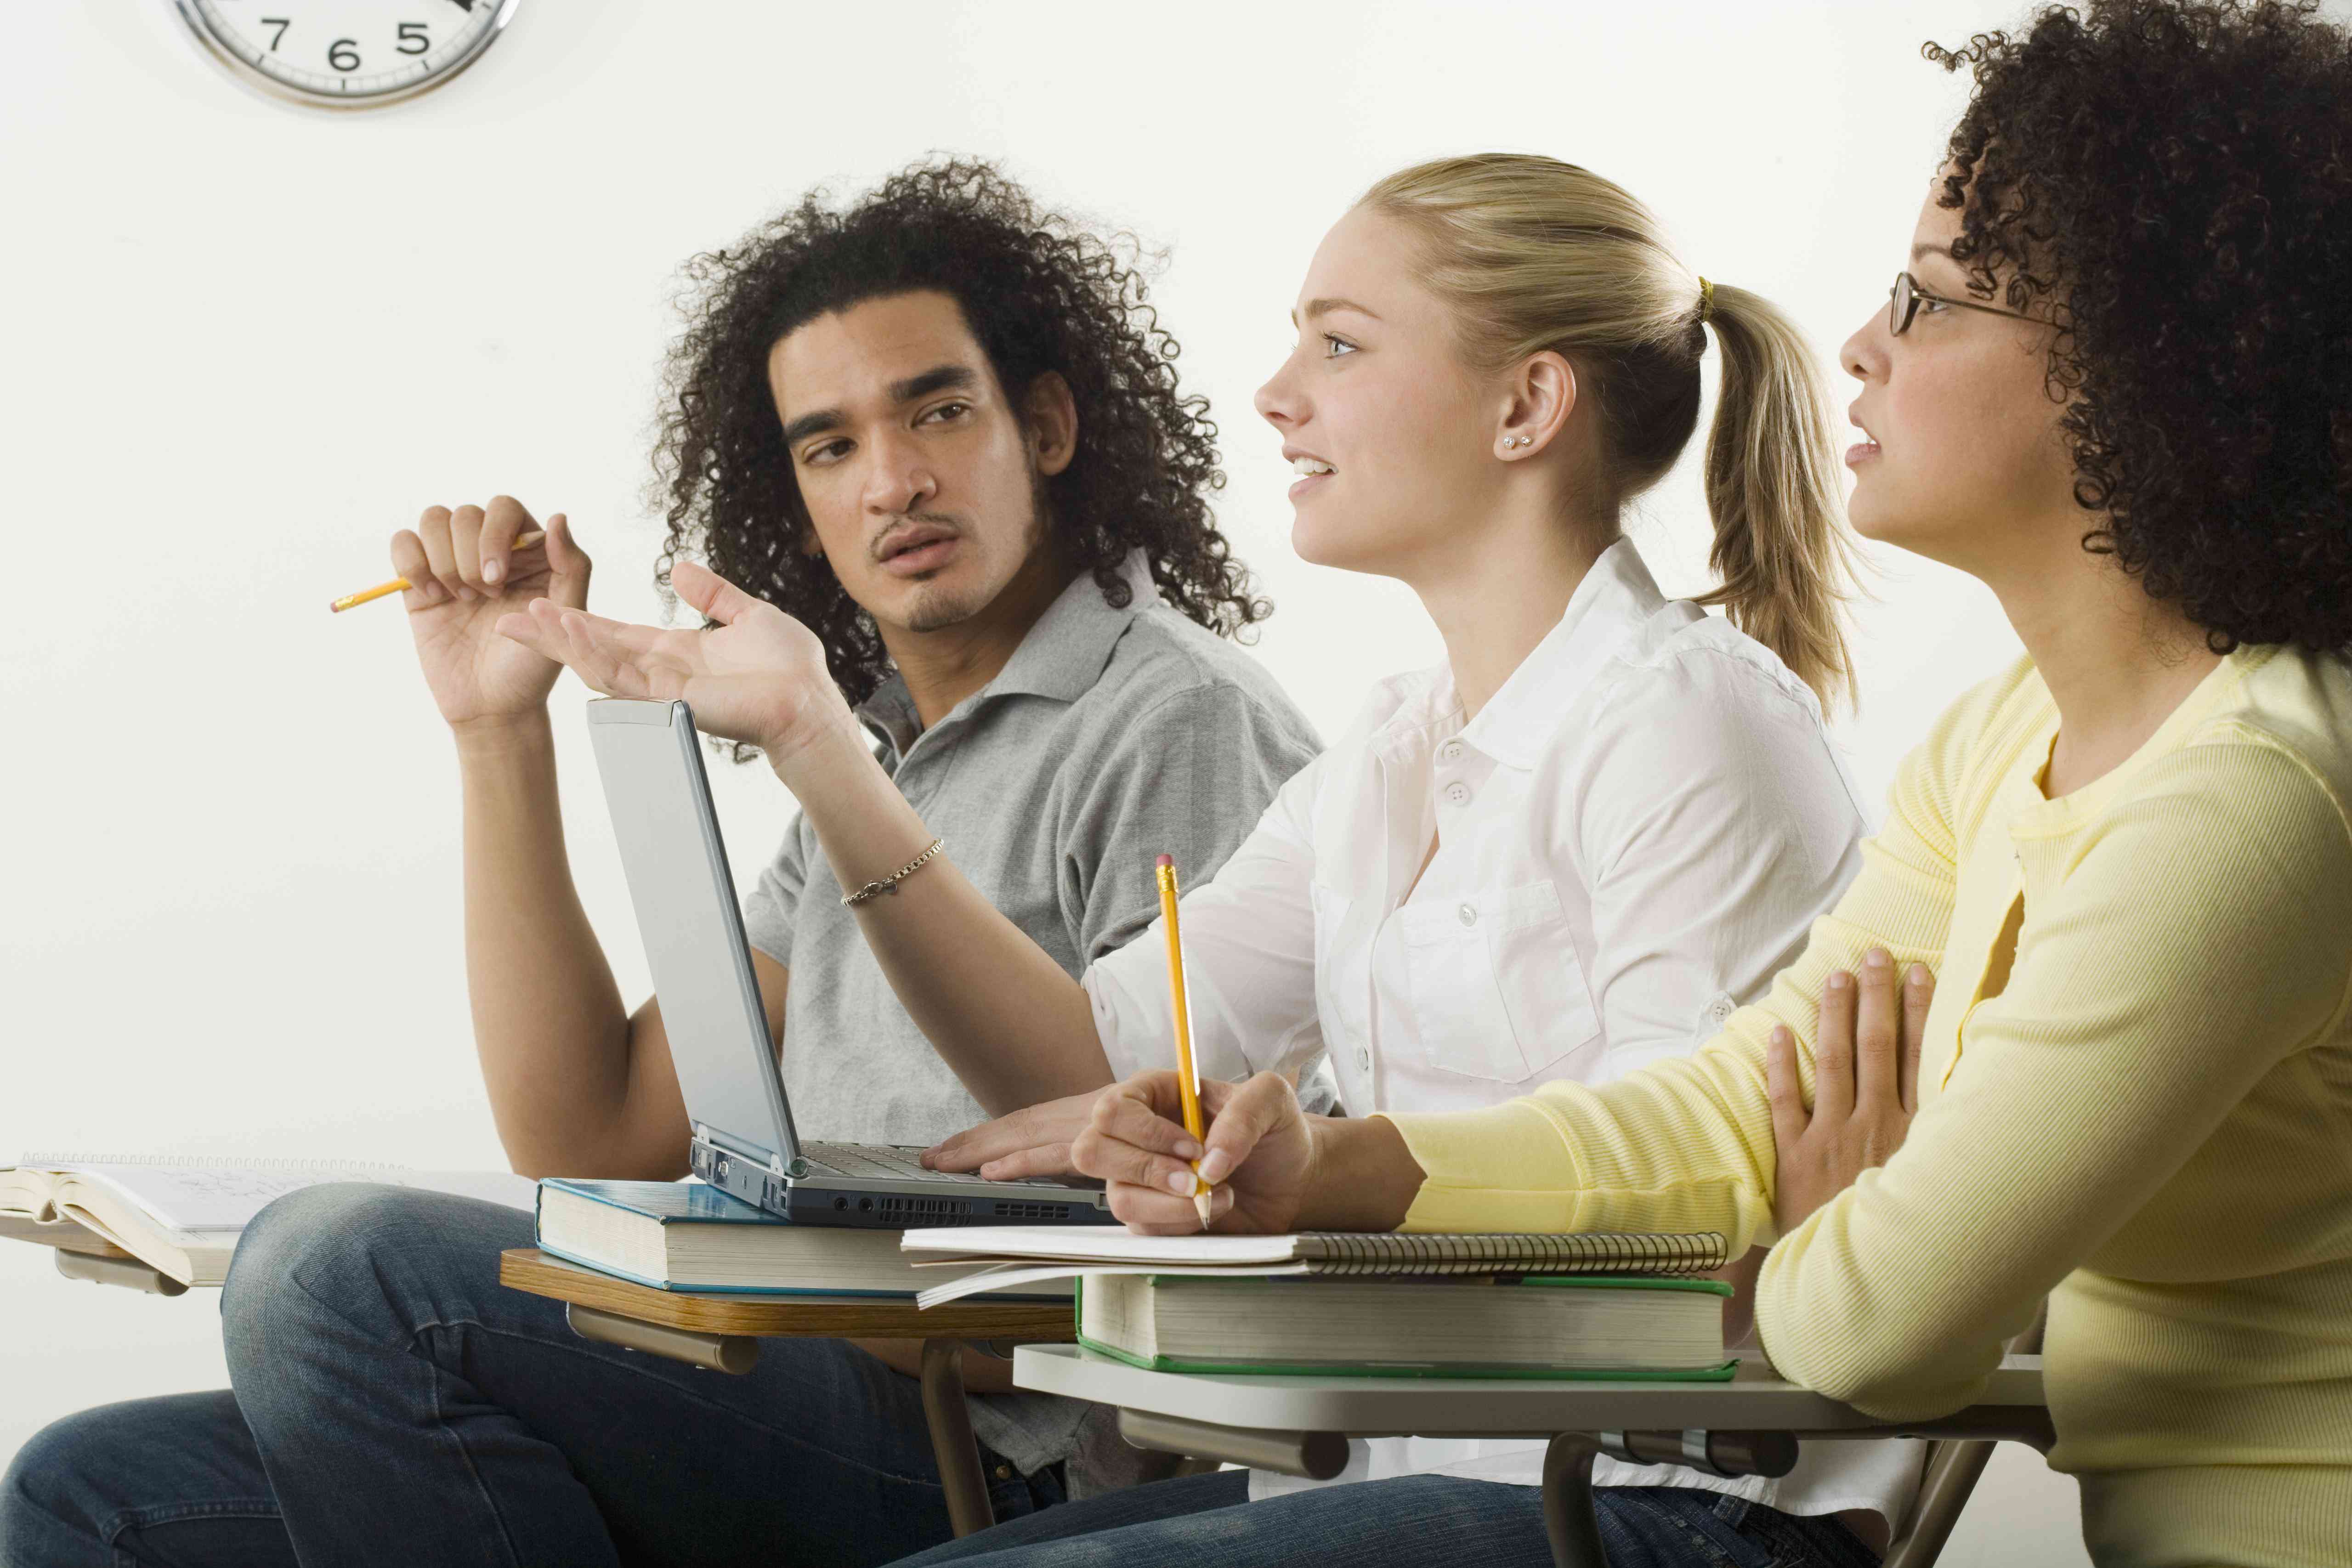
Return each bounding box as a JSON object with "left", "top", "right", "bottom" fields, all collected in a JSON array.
[
  {"left": 1926, "top": 0, "right": 2352, "bottom": 653},
  {"left": 649, "top": 158, "right": 1269, "bottom": 712}
]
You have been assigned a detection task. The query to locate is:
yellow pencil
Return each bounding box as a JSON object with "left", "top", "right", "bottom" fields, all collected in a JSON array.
[
  {"left": 1154, "top": 853, "right": 1214, "bottom": 1228},
  {"left": 328, "top": 530, "right": 547, "bottom": 613}
]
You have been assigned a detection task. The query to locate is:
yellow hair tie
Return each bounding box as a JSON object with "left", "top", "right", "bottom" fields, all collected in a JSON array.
[{"left": 1697, "top": 276, "right": 1717, "bottom": 325}]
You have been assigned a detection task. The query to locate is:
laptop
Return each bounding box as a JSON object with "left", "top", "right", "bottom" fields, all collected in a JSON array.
[{"left": 584, "top": 697, "right": 1115, "bottom": 1228}]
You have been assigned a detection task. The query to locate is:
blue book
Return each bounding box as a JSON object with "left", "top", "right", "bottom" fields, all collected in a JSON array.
[{"left": 535, "top": 1178, "right": 1073, "bottom": 1299}]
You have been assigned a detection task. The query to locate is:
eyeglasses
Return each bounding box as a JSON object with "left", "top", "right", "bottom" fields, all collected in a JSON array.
[{"left": 1887, "top": 271, "right": 2041, "bottom": 336}]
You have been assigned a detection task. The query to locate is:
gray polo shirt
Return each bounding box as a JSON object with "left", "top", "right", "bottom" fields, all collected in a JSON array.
[{"left": 740, "top": 549, "right": 1321, "bottom": 1478}]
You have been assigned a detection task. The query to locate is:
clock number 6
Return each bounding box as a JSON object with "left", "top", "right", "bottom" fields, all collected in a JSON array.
[
  {"left": 398, "top": 23, "right": 430, "bottom": 56},
  {"left": 328, "top": 38, "right": 360, "bottom": 72}
]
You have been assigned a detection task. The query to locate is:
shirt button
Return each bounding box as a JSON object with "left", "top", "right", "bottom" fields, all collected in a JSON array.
[
  {"left": 1438, "top": 740, "right": 1464, "bottom": 763},
  {"left": 1444, "top": 782, "right": 1471, "bottom": 806},
  {"left": 1457, "top": 903, "right": 1478, "bottom": 927},
  {"left": 1355, "top": 1046, "right": 1372, "bottom": 1071}
]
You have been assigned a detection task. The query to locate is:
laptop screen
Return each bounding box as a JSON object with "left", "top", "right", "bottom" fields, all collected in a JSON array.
[{"left": 584, "top": 699, "right": 800, "bottom": 1169}]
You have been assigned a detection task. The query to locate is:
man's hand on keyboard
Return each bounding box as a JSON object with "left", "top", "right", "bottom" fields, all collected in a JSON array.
[{"left": 920, "top": 1089, "right": 1106, "bottom": 1183}]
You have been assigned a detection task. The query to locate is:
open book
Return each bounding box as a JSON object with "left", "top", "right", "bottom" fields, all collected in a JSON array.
[
  {"left": 901, "top": 1225, "right": 1729, "bottom": 1309},
  {"left": 1, "top": 1155, "right": 535, "bottom": 1286}
]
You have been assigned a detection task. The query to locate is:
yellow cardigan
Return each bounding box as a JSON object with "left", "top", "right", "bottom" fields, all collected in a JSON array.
[{"left": 1383, "top": 645, "right": 2352, "bottom": 1567}]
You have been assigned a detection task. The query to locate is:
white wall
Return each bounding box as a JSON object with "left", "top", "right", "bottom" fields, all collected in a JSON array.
[{"left": 0, "top": 0, "right": 2130, "bottom": 1556}]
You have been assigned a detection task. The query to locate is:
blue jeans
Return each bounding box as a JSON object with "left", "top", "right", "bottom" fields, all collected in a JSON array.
[
  {"left": 0, "top": 1186, "right": 1060, "bottom": 1568},
  {"left": 891, "top": 1470, "right": 1883, "bottom": 1568}
]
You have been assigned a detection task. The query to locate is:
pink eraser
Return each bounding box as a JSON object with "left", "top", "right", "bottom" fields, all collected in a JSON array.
[{"left": 1156, "top": 854, "right": 1173, "bottom": 868}]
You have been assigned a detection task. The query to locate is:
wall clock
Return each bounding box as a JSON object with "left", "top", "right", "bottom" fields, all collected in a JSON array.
[{"left": 173, "top": 0, "right": 521, "bottom": 108}]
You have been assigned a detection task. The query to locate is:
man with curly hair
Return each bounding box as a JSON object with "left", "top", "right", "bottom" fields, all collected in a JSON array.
[{"left": 1, "top": 161, "right": 1319, "bottom": 1568}]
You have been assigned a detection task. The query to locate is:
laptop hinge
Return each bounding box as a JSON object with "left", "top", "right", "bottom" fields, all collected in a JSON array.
[{"left": 694, "top": 1122, "right": 801, "bottom": 1179}]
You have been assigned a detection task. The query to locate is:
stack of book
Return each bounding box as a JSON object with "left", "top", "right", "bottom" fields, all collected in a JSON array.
[
  {"left": 533, "top": 1178, "right": 1071, "bottom": 1301},
  {"left": 900, "top": 1225, "right": 1738, "bottom": 1379}
]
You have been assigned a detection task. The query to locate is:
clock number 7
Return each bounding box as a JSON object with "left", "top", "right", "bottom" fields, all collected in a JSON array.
[
  {"left": 397, "top": 23, "right": 430, "bottom": 56},
  {"left": 259, "top": 17, "right": 289, "bottom": 51}
]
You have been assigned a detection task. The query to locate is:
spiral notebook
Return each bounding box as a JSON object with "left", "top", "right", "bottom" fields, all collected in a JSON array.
[{"left": 901, "top": 1225, "right": 1728, "bottom": 1309}]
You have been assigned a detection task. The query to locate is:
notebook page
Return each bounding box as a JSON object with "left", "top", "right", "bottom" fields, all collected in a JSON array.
[
  {"left": 901, "top": 1226, "right": 1727, "bottom": 1273},
  {"left": 900, "top": 1226, "right": 1307, "bottom": 1267},
  {"left": 917, "top": 1259, "right": 1313, "bottom": 1309}
]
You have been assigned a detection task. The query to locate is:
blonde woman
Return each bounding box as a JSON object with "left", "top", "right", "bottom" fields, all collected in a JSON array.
[
  {"left": 492, "top": 154, "right": 1903, "bottom": 1561},
  {"left": 1060, "top": 3, "right": 2352, "bottom": 1563}
]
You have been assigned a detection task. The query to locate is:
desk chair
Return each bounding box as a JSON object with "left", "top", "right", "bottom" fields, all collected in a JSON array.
[{"left": 1017, "top": 1343, "right": 2055, "bottom": 1568}]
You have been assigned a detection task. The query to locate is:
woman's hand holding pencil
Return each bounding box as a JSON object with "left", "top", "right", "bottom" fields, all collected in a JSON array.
[
  {"left": 1072, "top": 1070, "right": 1317, "bottom": 1235},
  {"left": 1074, "top": 1067, "right": 1430, "bottom": 1237}
]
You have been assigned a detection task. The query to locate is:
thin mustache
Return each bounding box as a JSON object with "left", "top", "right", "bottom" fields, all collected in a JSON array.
[{"left": 868, "top": 513, "right": 960, "bottom": 563}]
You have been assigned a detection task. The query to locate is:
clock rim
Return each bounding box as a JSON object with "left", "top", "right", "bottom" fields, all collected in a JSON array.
[{"left": 171, "top": 0, "right": 522, "bottom": 111}]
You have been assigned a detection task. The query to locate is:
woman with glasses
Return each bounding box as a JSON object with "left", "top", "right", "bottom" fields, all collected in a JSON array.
[{"left": 1045, "top": 2, "right": 2352, "bottom": 1563}]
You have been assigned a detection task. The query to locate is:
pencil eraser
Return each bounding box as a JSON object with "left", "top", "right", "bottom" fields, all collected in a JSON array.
[{"left": 1156, "top": 854, "right": 1173, "bottom": 868}]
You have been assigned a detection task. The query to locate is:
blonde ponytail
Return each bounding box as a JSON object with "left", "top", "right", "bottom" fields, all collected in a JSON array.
[
  {"left": 1360, "top": 154, "right": 1857, "bottom": 711},
  {"left": 1693, "top": 283, "right": 1858, "bottom": 711}
]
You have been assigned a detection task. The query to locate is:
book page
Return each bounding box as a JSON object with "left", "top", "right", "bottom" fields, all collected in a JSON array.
[
  {"left": 0, "top": 1166, "right": 60, "bottom": 1221},
  {"left": 17, "top": 1159, "right": 534, "bottom": 1232}
]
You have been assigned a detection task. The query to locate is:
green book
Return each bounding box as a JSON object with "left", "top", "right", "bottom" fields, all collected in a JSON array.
[{"left": 1074, "top": 1272, "right": 1738, "bottom": 1381}]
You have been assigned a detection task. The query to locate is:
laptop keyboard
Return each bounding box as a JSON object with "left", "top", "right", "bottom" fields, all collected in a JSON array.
[{"left": 799, "top": 1140, "right": 1070, "bottom": 1188}]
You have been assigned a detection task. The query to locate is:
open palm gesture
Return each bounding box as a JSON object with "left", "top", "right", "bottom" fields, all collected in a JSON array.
[{"left": 494, "top": 560, "right": 851, "bottom": 761}]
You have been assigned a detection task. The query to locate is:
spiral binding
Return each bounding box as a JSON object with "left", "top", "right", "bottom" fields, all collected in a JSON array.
[{"left": 1292, "top": 1231, "right": 1727, "bottom": 1277}]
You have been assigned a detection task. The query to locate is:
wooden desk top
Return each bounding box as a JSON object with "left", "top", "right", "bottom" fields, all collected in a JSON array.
[
  {"left": 499, "top": 1248, "right": 1078, "bottom": 1341},
  {"left": 0, "top": 1213, "right": 138, "bottom": 1260}
]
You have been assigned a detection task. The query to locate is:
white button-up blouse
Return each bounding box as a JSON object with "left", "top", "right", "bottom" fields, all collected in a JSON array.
[
  {"left": 1087, "top": 538, "right": 1869, "bottom": 1109},
  {"left": 1083, "top": 540, "right": 1923, "bottom": 1522}
]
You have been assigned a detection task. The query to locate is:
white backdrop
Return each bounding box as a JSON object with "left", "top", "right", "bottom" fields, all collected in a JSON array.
[{"left": 3, "top": 0, "right": 2214, "bottom": 1557}]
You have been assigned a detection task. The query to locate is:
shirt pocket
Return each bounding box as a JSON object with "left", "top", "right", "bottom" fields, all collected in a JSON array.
[
  {"left": 1309, "top": 883, "right": 1362, "bottom": 1038},
  {"left": 1397, "top": 879, "right": 1600, "bottom": 1085}
]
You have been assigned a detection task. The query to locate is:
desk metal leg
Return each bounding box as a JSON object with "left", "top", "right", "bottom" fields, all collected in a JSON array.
[
  {"left": 1114, "top": 1409, "right": 1350, "bottom": 1479},
  {"left": 920, "top": 1340, "right": 995, "bottom": 1540},
  {"left": 54, "top": 1249, "right": 187, "bottom": 1297},
  {"left": 1884, "top": 1440, "right": 1997, "bottom": 1568},
  {"left": 1541, "top": 1434, "right": 1606, "bottom": 1568},
  {"left": 564, "top": 1304, "right": 755, "bottom": 1374}
]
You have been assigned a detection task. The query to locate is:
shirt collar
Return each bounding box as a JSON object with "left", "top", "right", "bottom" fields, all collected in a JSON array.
[
  {"left": 1445, "top": 537, "right": 1671, "bottom": 770},
  {"left": 852, "top": 548, "right": 1156, "bottom": 755},
  {"left": 984, "top": 547, "right": 1156, "bottom": 703}
]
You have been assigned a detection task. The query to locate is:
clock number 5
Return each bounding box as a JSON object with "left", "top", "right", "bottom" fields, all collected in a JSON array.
[
  {"left": 397, "top": 23, "right": 431, "bottom": 56},
  {"left": 259, "top": 17, "right": 289, "bottom": 51},
  {"left": 328, "top": 38, "right": 360, "bottom": 72}
]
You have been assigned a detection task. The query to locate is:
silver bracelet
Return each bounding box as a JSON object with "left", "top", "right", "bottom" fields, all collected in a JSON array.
[{"left": 839, "top": 838, "right": 945, "bottom": 907}]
